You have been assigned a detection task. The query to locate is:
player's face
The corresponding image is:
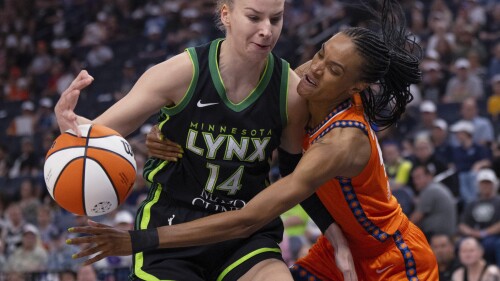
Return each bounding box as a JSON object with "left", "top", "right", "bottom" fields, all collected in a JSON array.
[
  {"left": 223, "top": 0, "right": 284, "bottom": 59},
  {"left": 297, "top": 33, "right": 365, "bottom": 103}
]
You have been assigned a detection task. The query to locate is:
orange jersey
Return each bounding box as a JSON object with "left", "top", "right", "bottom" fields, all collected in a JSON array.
[
  {"left": 295, "top": 95, "right": 439, "bottom": 280},
  {"left": 303, "top": 95, "right": 405, "bottom": 256}
]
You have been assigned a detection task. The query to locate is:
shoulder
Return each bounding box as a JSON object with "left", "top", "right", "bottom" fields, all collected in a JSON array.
[{"left": 452, "top": 266, "right": 465, "bottom": 281}]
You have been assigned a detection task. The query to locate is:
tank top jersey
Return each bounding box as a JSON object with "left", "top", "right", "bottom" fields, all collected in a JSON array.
[
  {"left": 143, "top": 39, "right": 290, "bottom": 214},
  {"left": 303, "top": 94, "right": 406, "bottom": 255}
]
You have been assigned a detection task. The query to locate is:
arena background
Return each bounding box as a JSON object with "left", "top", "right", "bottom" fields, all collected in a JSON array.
[{"left": 0, "top": 0, "right": 499, "bottom": 280}]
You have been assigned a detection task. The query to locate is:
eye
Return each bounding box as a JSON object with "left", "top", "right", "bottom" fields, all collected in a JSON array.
[
  {"left": 270, "top": 17, "right": 282, "bottom": 25},
  {"left": 248, "top": 15, "right": 259, "bottom": 22}
]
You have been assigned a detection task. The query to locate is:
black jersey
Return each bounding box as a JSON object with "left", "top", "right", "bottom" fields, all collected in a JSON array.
[{"left": 143, "top": 39, "right": 290, "bottom": 213}]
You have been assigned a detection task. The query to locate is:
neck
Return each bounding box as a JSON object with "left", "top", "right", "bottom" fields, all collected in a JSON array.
[
  {"left": 307, "top": 96, "right": 351, "bottom": 128},
  {"left": 467, "top": 259, "right": 486, "bottom": 274},
  {"left": 219, "top": 40, "right": 267, "bottom": 90}
]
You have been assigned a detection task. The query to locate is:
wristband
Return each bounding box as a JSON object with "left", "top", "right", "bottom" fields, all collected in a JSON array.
[
  {"left": 480, "top": 230, "right": 488, "bottom": 238},
  {"left": 129, "top": 229, "right": 159, "bottom": 253}
]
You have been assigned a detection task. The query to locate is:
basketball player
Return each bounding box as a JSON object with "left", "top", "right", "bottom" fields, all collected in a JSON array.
[
  {"left": 67, "top": 0, "right": 440, "bottom": 280},
  {"left": 56, "top": 0, "right": 353, "bottom": 280}
]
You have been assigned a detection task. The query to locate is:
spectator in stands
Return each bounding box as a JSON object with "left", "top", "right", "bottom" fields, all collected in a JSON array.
[
  {"left": 4, "top": 224, "right": 48, "bottom": 273},
  {"left": 8, "top": 137, "right": 40, "bottom": 178},
  {"left": 488, "top": 42, "right": 500, "bottom": 80},
  {"left": 430, "top": 233, "right": 461, "bottom": 281},
  {"left": 479, "top": 3, "right": 500, "bottom": 49},
  {"left": 17, "top": 178, "right": 40, "bottom": 225},
  {"left": 410, "top": 164, "right": 457, "bottom": 238},
  {"left": 431, "top": 118, "right": 453, "bottom": 166},
  {"left": 414, "top": 100, "right": 439, "bottom": 138},
  {"left": 383, "top": 140, "right": 413, "bottom": 189},
  {"left": 35, "top": 97, "right": 57, "bottom": 134},
  {"left": 46, "top": 229, "right": 79, "bottom": 272},
  {"left": 460, "top": 97, "right": 495, "bottom": 146},
  {"left": 85, "top": 43, "right": 114, "bottom": 68},
  {"left": 459, "top": 169, "right": 500, "bottom": 266},
  {"left": 36, "top": 205, "right": 60, "bottom": 248},
  {"left": 420, "top": 60, "right": 447, "bottom": 103},
  {"left": 452, "top": 24, "right": 488, "bottom": 64},
  {"left": 280, "top": 205, "right": 310, "bottom": 263},
  {"left": 451, "top": 120, "right": 492, "bottom": 204},
  {"left": 444, "top": 58, "right": 485, "bottom": 103},
  {"left": 2, "top": 203, "right": 26, "bottom": 257},
  {"left": 488, "top": 75, "right": 500, "bottom": 134},
  {"left": 0, "top": 239, "right": 6, "bottom": 272},
  {"left": 0, "top": 144, "right": 10, "bottom": 179},
  {"left": 452, "top": 237, "right": 500, "bottom": 281},
  {"left": 410, "top": 135, "right": 457, "bottom": 196},
  {"left": 7, "top": 100, "right": 36, "bottom": 137}
]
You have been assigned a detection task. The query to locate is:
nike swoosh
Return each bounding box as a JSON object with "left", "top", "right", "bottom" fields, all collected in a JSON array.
[
  {"left": 197, "top": 100, "right": 219, "bottom": 107},
  {"left": 376, "top": 264, "right": 394, "bottom": 274}
]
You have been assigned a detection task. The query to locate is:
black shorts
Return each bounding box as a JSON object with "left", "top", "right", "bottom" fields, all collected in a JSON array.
[{"left": 130, "top": 184, "right": 284, "bottom": 281}]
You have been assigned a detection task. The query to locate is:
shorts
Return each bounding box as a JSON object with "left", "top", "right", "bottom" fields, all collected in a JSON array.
[
  {"left": 293, "top": 219, "right": 438, "bottom": 281},
  {"left": 131, "top": 184, "right": 285, "bottom": 281}
]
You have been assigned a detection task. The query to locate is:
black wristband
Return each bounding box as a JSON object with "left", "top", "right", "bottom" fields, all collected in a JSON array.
[
  {"left": 300, "top": 193, "right": 335, "bottom": 233},
  {"left": 129, "top": 229, "right": 159, "bottom": 253},
  {"left": 278, "top": 147, "right": 302, "bottom": 177}
]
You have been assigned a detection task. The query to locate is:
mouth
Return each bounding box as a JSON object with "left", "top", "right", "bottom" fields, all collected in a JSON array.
[
  {"left": 304, "top": 74, "right": 318, "bottom": 87},
  {"left": 254, "top": 43, "right": 271, "bottom": 49}
]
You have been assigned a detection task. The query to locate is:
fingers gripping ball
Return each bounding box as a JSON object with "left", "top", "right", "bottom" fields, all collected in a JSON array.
[{"left": 44, "top": 124, "right": 137, "bottom": 216}]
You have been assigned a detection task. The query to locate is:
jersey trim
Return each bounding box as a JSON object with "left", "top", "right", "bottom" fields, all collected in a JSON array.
[
  {"left": 216, "top": 247, "right": 282, "bottom": 281},
  {"left": 161, "top": 47, "right": 200, "bottom": 117},
  {"left": 311, "top": 120, "right": 368, "bottom": 144},
  {"left": 393, "top": 231, "right": 419, "bottom": 280},
  {"left": 208, "top": 38, "right": 275, "bottom": 112},
  {"left": 307, "top": 100, "right": 351, "bottom": 136},
  {"left": 336, "top": 177, "right": 391, "bottom": 242},
  {"left": 279, "top": 59, "right": 289, "bottom": 127},
  {"left": 133, "top": 184, "right": 170, "bottom": 280}
]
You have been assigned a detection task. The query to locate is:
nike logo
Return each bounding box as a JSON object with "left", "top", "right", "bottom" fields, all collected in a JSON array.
[
  {"left": 376, "top": 264, "right": 394, "bottom": 274},
  {"left": 197, "top": 100, "right": 218, "bottom": 107}
]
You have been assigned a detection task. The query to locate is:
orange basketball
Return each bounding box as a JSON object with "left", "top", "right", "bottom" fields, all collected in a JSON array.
[{"left": 44, "top": 124, "right": 137, "bottom": 216}]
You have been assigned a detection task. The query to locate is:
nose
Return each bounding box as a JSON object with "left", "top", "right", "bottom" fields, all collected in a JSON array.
[
  {"left": 310, "top": 60, "right": 324, "bottom": 76},
  {"left": 258, "top": 19, "right": 272, "bottom": 38}
]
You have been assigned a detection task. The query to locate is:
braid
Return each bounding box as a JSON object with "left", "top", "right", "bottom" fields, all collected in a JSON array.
[{"left": 343, "top": 0, "right": 422, "bottom": 130}]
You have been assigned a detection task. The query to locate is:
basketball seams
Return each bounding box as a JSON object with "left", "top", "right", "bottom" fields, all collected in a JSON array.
[
  {"left": 86, "top": 147, "right": 136, "bottom": 170},
  {"left": 52, "top": 156, "right": 85, "bottom": 200},
  {"left": 44, "top": 123, "right": 137, "bottom": 216},
  {"left": 86, "top": 158, "right": 121, "bottom": 206},
  {"left": 82, "top": 125, "right": 93, "bottom": 216}
]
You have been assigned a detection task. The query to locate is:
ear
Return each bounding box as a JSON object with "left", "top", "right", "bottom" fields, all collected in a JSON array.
[
  {"left": 350, "top": 82, "right": 369, "bottom": 95},
  {"left": 221, "top": 4, "right": 230, "bottom": 26}
]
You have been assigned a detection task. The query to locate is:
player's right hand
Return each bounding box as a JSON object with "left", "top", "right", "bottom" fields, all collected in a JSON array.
[
  {"left": 55, "top": 70, "right": 94, "bottom": 137},
  {"left": 146, "top": 125, "right": 183, "bottom": 161}
]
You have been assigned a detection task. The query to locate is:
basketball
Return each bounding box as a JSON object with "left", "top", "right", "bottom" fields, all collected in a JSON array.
[{"left": 44, "top": 124, "right": 137, "bottom": 216}]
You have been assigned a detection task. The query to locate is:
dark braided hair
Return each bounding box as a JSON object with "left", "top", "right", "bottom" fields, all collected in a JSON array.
[{"left": 342, "top": 0, "right": 422, "bottom": 129}]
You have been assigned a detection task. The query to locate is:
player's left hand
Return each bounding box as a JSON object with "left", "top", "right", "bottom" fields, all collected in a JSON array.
[{"left": 67, "top": 220, "right": 132, "bottom": 266}]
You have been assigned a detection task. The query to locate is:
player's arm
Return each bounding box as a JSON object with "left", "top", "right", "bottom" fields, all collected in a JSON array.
[
  {"left": 55, "top": 51, "right": 193, "bottom": 137},
  {"left": 68, "top": 127, "right": 370, "bottom": 263},
  {"left": 154, "top": 127, "right": 370, "bottom": 247}
]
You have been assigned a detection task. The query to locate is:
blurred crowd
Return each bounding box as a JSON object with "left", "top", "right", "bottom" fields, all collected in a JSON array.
[{"left": 0, "top": 0, "right": 499, "bottom": 280}]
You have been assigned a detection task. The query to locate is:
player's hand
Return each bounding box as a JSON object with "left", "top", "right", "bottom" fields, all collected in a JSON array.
[
  {"left": 146, "top": 124, "right": 183, "bottom": 161},
  {"left": 55, "top": 70, "right": 94, "bottom": 137},
  {"left": 67, "top": 219, "right": 132, "bottom": 266},
  {"left": 334, "top": 245, "right": 358, "bottom": 281}
]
